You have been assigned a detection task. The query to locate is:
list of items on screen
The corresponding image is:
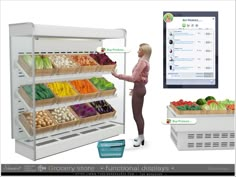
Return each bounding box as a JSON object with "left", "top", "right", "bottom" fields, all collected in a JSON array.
[{"left": 165, "top": 15, "right": 217, "bottom": 86}]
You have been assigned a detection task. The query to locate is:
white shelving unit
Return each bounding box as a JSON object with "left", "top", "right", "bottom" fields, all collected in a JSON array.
[
  {"left": 167, "top": 106, "right": 235, "bottom": 150},
  {"left": 9, "top": 23, "right": 126, "bottom": 160}
]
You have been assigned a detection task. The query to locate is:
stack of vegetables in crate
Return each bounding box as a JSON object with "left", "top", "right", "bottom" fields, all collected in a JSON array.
[
  {"left": 71, "top": 54, "right": 98, "bottom": 73},
  {"left": 47, "top": 82, "right": 78, "bottom": 103},
  {"left": 19, "top": 110, "right": 57, "bottom": 135},
  {"left": 89, "top": 53, "right": 116, "bottom": 72},
  {"left": 196, "top": 96, "right": 235, "bottom": 113},
  {"left": 18, "top": 55, "right": 55, "bottom": 76},
  {"left": 170, "top": 99, "right": 202, "bottom": 114},
  {"left": 48, "top": 55, "right": 78, "bottom": 74},
  {"left": 89, "top": 77, "right": 116, "bottom": 97},
  {"left": 90, "top": 100, "right": 116, "bottom": 120},
  {"left": 70, "top": 80, "right": 98, "bottom": 100},
  {"left": 170, "top": 96, "right": 235, "bottom": 114},
  {"left": 19, "top": 84, "right": 56, "bottom": 107},
  {"left": 71, "top": 103, "right": 98, "bottom": 124},
  {"left": 49, "top": 107, "right": 79, "bottom": 129}
]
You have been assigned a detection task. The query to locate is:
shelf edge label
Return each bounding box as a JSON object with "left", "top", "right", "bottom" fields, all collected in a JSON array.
[
  {"left": 162, "top": 118, "right": 197, "bottom": 125},
  {"left": 97, "top": 47, "right": 131, "bottom": 53}
]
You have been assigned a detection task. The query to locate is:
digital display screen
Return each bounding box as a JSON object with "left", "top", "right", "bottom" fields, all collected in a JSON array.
[{"left": 163, "top": 12, "right": 218, "bottom": 88}]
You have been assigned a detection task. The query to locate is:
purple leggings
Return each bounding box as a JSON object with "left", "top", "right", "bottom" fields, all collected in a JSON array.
[{"left": 132, "top": 82, "right": 146, "bottom": 135}]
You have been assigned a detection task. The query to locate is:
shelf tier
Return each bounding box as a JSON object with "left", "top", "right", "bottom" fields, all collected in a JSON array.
[
  {"left": 17, "top": 62, "right": 112, "bottom": 84},
  {"left": 16, "top": 114, "right": 117, "bottom": 139},
  {"left": 15, "top": 121, "right": 124, "bottom": 160},
  {"left": 17, "top": 91, "right": 117, "bottom": 111}
]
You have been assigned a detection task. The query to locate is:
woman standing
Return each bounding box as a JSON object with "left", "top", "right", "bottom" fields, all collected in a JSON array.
[{"left": 112, "top": 43, "right": 152, "bottom": 147}]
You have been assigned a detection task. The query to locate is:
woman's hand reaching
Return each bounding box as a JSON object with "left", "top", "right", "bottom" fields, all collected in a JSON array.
[{"left": 111, "top": 71, "right": 119, "bottom": 78}]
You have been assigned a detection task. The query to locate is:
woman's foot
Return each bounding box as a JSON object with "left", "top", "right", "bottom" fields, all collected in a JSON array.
[
  {"left": 133, "top": 139, "right": 145, "bottom": 147},
  {"left": 133, "top": 134, "right": 144, "bottom": 147}
]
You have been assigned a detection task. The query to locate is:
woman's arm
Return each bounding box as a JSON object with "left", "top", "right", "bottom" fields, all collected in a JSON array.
[{"left": 116, "top": 60, "right": 147, "bottom": 82}]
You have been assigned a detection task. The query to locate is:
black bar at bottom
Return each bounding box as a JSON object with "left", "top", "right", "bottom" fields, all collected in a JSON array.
[{"left": 1, "top": 172, "right": 235, "bottom": 176}]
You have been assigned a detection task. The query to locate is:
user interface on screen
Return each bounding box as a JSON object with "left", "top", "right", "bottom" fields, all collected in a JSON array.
[{"left": 163, "top": 11, "right": 218, "bottom": 88}]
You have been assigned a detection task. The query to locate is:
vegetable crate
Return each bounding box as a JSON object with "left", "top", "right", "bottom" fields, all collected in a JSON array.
[
  {"left": 19, "top": 111, "right": 57, "bottom": 136},
  {"left": 19, "top": 85, "right": 56, "bottom": 108},
  {"left": 97, "top": 139, "right": 125, "bottom": 158},
  {"left": 18, "top": 55, "right": 55, "bottom": 76},
  {"left": 48, "top": 55, "right": 79, "bottom": 75}
]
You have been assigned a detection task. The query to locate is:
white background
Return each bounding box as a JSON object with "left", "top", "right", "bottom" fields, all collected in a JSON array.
[{"left": 0, "top": 0, "right": 235, "bottom": 164}]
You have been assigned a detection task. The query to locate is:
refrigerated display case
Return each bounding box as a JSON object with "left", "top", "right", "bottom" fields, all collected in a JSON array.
[
  {"left": 9, "top": 23, "right": 126, "bottom": 160},
  {"left": 167, "top": 106, "right": 235, "bottom": 150}
]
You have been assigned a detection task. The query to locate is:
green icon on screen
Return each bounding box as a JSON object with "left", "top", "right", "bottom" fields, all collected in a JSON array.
[
  {"left": 182, "top": 23, "right": 186, "bottom": 27},
  {"left": 164, "top": 13, "right": 174, "bottom": 23}
]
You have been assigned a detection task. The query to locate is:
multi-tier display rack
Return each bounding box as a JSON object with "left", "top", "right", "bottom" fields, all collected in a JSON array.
[{"left": 9, "top": 23, "right": 126, "bottom": 160}]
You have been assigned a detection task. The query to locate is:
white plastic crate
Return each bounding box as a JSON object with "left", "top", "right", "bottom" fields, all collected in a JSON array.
[{"left": 168, "top": 106, "right": 235, "bottom": 150}]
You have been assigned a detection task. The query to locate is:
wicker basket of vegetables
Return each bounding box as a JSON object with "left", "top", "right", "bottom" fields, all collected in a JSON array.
[
  {"left": 49, "top": 107, "right": 79, "bottom": 129},
  {"left": 69, "top": 79, "right": 99, "bottom": 100},
  {"left": 48, "top": 54, "right": 79, "bottom": 75},
  {"left": 170, "top": 99, "right": 203, "bottom": 115},
  {"left": 89, "top": 53, "right": 116, "bottom": 72},
  {"left": 19, "top": 110, "right": 57, "bottom": 135},
  {"left": 47, "top": 82, "right": 79, "bottom": 103},
  {"left": 18, "top": 55, "right": 55, "bottom": 76},
  {"left": 19, "top": 84, "right": 56, "bottom": 107},
  {"left": 89, "top": 77, "right": 116, "bottom": 97},
  {"left": 90, "top": 100, "right": 116, "bottom": 120},
  {"left": 70, "top": 103, "right": 99, "bottom": 124},
  {"left": 71, "top": 54, "right": 99, "bottom": 73}
]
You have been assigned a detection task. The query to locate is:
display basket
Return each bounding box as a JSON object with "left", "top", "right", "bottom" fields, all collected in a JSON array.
[
  {"left": 49, "top": 107, "right": 80, "bottom": 129},
  {"left": 170, "top": 103, "right": 203, "bottom": 115},
  {"left": 99, "top": 64, "right": 116, "bottom": 72},
  {"left": 70, "top": 104, "right": 99, "bottom": 124},
  {"left": 18, "top": 55, "right": 55, "bottom": 76},
  {"left": 19, "top": 111, "right": 57, "bottom": 136},
  {"left": 78, "top": 114, "right": 99, "bottom": 124},
  {"left": 99, "top": 110, "right": 116, "bottom": 120},
  {"left": 202, "top": 108, "right": 233, "bottom": 114},
  {"left": 19, "top": 85, "right": 56, "bottom": 108},
  {"left": 97, "top": 139, "right": 125, "bottom": 158},
  {"left": 49, "top": 55, "right": 79, "bottom": 75},
  {"left": 71, "top": 54, "right": 99, "bottom": 73},
  {"left": 70, "top": 80, "right": 99, "bottom": 100},
  {"left": 90, "top": 77, "right": 116, "bottom": 97},
  {"left": 99, "top": 88, "right": 116, "bottom": 97},
  {"left": 89, "top": 101, "right": 116, "bottom": 120},
  {"left": 47, "top": 82, "right": 80, "bottom": 104}
]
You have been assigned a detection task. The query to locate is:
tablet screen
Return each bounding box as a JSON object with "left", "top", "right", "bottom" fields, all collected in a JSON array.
[{"left": 163, "top": 11, "right": 218, "bottom": 88}]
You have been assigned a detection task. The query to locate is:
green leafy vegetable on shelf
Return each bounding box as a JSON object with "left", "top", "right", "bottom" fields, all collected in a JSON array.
[
  {"left": 89, "top": 77, "right": 115, "bottom": 90},
  {"left": 23, "top": 55, "right": 33, "bottom": 67}
]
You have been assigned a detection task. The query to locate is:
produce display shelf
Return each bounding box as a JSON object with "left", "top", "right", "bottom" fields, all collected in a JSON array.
[
  {"left": 167, "top": 106, "right": 235, "bottom": 151},
  {"left": 15, "top": 121, "right": 123, "bottom": 160},
  {"left": 17, "top": 91, "right": 117, "bottom": 111},
  {"left": 16, "top": 114, "right": 117, "bottom": 139},
  {"left": 17, "top": 62, "right": 111, "bottom": 84},
  {"left": 11, "top": 23, "right": 126, "bottom": 161}
]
